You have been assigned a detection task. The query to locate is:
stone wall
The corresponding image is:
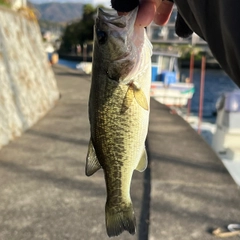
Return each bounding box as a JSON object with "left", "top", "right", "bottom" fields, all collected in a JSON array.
[{"left": 0, "top": 6, "right": 59, "bottom": 149}]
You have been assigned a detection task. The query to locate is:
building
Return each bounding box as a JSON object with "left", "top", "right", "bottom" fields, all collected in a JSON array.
[{"left": 147, "top": 6, "right": 207, "bottom": 47}]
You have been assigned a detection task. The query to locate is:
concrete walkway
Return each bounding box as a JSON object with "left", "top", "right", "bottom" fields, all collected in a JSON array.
[
  {"left": 0, "top": 65, "right": 239, "bottom": 240},
  {"left": 148, "top": 100, "right": 240, "bottom": 240}
]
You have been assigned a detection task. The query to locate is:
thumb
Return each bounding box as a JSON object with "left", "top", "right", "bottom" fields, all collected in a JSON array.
[{"left": 154, "top": 0, "right": 174, "bottom": 26}]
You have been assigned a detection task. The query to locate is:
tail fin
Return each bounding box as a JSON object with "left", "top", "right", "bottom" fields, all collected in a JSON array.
[{"left": 105, "top": 203, "right": 136, "bottom": 237}]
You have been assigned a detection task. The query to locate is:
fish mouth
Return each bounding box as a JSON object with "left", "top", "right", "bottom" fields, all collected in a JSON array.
[
  {"left": 97, "top": 8, "right": 137, "bottom": 30},
  {"left": 96, "top": 8, "right": 138, "bottom": 80},
  {"left": 96, "top": 7, "right": 151, "bottom": 82},
  {"left": 98, "top": 8, "right": 126, "bottom": 28}
]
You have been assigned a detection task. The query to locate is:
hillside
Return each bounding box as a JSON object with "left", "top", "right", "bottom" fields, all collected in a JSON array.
[{"left": 32, "top": 2, "right": 84, "bottom": 23}]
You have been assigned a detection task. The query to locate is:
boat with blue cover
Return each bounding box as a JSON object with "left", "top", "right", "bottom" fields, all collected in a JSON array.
[{"left": 151, "top": 51, "right": 195, "bottom": 107}]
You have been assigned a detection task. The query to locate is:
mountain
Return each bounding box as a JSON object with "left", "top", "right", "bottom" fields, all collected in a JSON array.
[
  {"left": 30, "top": 0, "right": 85, "bottom": 3},
  {"left": 29, "top": 0, "right": 109, "bottom": 7},
  {"left": 32, "top": 2, "right": 84, "bottom": 22}
]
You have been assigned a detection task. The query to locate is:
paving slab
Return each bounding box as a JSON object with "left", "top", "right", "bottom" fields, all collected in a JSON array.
[{"left": 148, "top": 99, "right": 240, "bottom": 240}]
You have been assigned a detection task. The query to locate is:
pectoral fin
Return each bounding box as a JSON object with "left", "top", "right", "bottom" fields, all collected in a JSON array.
[
  {"left": 121, "top": 83, "right": 149, "bottom": 113},
  {"left": 136, "top": 148, "right": 148, "bottom": 172},
  {"left": 134, "top": 88, "right": 149, "bottom": 111},
  {"left": 85, "top": 139, "right": 101, "bottom": 176},
  {"left": 121, "top": 86, "right": 134, "bottom": 114}
]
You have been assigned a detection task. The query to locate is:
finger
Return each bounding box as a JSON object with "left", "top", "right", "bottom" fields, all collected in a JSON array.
[
  {"left": 154, "top": 0, "right": 174, "bottom": 26},
  {"left": 135, "top": 0, "right": 156, "bottom": 27}
]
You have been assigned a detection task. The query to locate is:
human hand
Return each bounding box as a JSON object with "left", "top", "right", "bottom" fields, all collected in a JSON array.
[
  {"left": 135, "top": 0, "right": 174, "bottom": 27},
  {"left": 115, "top": 0, "right": 173, "bottom": 27},
  {"left": 117, "top": 0, "right": 174, "bottom": 27},
  {"left": 113, "top": 0, "right": 192, "bottom": 38}
]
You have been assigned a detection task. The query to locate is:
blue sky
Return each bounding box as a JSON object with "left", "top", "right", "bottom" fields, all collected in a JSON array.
[{"left": 29, "top": 0, "right": 110, "bottom": 6}]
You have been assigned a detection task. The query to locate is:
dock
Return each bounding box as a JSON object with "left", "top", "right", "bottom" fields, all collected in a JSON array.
[{"left": 0, "top": 64, "right": 239, "bottom": 240}]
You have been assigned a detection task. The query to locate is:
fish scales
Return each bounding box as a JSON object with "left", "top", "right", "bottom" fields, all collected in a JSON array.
[{"left": 86, "top": 7, "right": 152, "bottom": 237}]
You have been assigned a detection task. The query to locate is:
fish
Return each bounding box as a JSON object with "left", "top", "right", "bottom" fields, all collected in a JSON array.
[{"left": 86, "top": 7, "right": 152, "bottom": 237}]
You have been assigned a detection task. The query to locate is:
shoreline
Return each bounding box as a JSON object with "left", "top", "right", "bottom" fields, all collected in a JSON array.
[{"left": 57, "top": 53, "right": 221, "bottom": 69}]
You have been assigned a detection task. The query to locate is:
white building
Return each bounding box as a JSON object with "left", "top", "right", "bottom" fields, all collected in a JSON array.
[{"left": 147, "top": 6, "right": 207, "bottom": 47}]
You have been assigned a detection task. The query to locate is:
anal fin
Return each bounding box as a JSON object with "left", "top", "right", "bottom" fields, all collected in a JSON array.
[
  {"left": 85, "top": 139, "right": 101, "bottom": 176},
  {"left": 136, "top": 148, "right": 148, "bottom": 172}
]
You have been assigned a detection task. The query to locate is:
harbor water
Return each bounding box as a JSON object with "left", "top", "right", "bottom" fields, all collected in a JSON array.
[
  {"left": 180, "top": 68, "right": 238, "bottom": 122},
  {"left": 58, "top": 58, "right": 80, "bottom": 70}
]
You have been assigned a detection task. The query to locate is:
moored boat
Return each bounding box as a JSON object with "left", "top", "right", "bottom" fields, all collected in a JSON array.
[
  {"left": 212, "top": 90, "right": 240, "bottom": 186},
  {"left": 151, "top": 51, "right": 195, "bottom": 107}
]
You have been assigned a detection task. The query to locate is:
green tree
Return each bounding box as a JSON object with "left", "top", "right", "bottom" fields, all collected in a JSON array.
[
  {"left": 60, "top": 4, "right": 101, "bottom": 54},
  {"left": 0, "top": 0, "right": 10, "bottom": 7}
]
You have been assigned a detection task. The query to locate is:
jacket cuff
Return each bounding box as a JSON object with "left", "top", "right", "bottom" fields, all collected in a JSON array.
[{"left": 111, "top": 0, "right": 139, "bottom": 12}]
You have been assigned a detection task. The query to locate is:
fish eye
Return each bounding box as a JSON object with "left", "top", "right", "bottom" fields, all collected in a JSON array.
[
  {"left": 97, "top": 29, "right": 107, "bottom": 44},
  {"left": 106, "top": 70, "right": 120, "bottom": 82}
]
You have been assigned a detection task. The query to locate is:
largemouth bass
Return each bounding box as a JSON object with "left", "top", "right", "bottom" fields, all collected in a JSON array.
[{"left": 86, "top": 7, "right": 152, "bottom": 237}]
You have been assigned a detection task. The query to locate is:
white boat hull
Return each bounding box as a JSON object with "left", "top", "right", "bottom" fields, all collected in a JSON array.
[
  {"left": 151, "top": 82, "right": 194, "bottom": 107},
  {"left": 76, "top": 62, "right": 92, "bottom": 74}
]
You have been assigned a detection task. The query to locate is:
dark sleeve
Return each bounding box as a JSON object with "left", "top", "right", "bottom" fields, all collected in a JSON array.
[
  {"left": 174, "top": 0, "right": 240, "bottom": 87},
  {"left": 111, "top": 0, "right": 139, "bottom": 12},
  {"left": 111, "top": 0, "right": 174, "bottom": 12}
]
